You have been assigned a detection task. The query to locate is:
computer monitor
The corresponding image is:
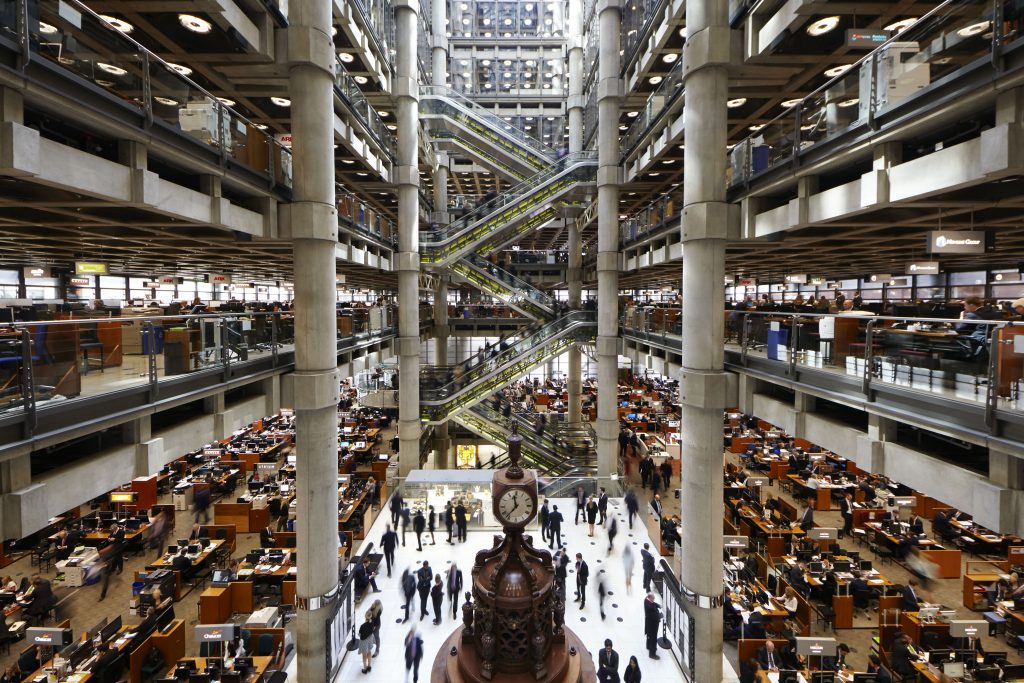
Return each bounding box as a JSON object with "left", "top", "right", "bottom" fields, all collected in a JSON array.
[
  {"left": 187, "top": 543, "right": 201, "bottom": 555},
  {"left": 199, "top": 538, "right": 211, "bottom": 549},
  {"left": 929, "top": 650, "right": 951, "bottom": 665},
  {"left": 234, "top": 657, "right": 253, "bottom": 671},
  {"left": 984, "top": 652, "right": 1008, "bottom": 666},
  {"left": 859, "top": 560, "right": 872, "bottom": 571},
  {"left": 246, "top": 552, "right": 262, "bottom": 565},
  {"left": 852, "top": 675, "right": 877, "bottom": 683},
  {"left": 834, "top": 561, "right": 852, "bottom": 572},
  {"left": 86, "top": 617, "right": 108, "bottom": 642},
  {"left": 809, "top": 673, "right": 833, "bottom": 683},
  {"left": 778, "top": 671, "right": 799, "bottom": 683},
  {"left": 205, "top": 657, "right": 223, "bottom": 673},
  {"left": 156, "top": 605, "right": 175, "bottom": 632},
  {"left": 809, "top": 562, "right": 823, "bottom": 574},
  {"left": 218, "top": 674, "right": 242, "bottom": 683},
  {"left": 100, "top": 615, "right": 122, "bottom": 642},
  {"left": 177, "top": 539, "right": 189, "bottom": 549},
  {"left": 942, "top": 661, "right": 965, "bottom": 677},
  {"left": 1002, "top": 664, "right": 1024, "bottom": 679},
  {"left": 167, "top": 545, "right": 178, "bottom": 556}
]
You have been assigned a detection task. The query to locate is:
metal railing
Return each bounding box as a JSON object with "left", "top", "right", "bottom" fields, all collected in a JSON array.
[
  {"left": 620, "top": 59, "right": 684, "bottom": 157},
  {"left": 16, "top": 0, "right": 293, "bottom": 188},
  {"left": 729, "top": 0, "right": 1005, "bottom": 185},
  {"left": 0, "top": 309, "right": 397, "bottom": 424},
  {"left": 335, "top": 56, "right": 397, "bottom": 158}
]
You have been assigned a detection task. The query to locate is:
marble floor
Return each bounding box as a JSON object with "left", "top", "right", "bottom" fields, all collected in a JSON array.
[{"left": 282, "top": 495, "right": 739, "bottom": 682}]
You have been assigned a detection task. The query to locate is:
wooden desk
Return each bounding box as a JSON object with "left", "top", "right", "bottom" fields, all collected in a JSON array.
[
  {"left": 164, "top": 656, "right": 271, "bottom": 683},
  {"left": 128, "top": 619, "right": 186, "bottom": 683},
  {"left": 900, "top": 610, "right": 949, "bottom": 647},
  {"left": 963, "top": 572, "right": 1002, "bottom": 610}
]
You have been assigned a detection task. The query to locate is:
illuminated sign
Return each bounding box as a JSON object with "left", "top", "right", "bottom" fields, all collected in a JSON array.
[
  {"left": 109, "top": 491, "right": 136, "bottom": 503},
  {"left": 158, "top": 276, "right": 181, "bottom": 285},
  {"left": 75, "top": 262, "right": 109, "bottom": 275},
  {"left": 209, "top": 273, "right": 232, "bottom": 284},
  {"left": 906, "top": 261, "right": 940, "bottom": 275},
  {"left": 69, "top": 277, "right": 92, "bottom": 287},
  {"left": 846, "top": 29, "right": 888, "bottom": 48},
  {"left": 927, "top": 230, "right": 988, "bottom": 254},
  {"left": 784, "top": 274, "right": 807, "bottom": 284},
  {"left": 23, "top": 266, "right": 50, "bottom": 278},
  {"left": 195, "top": 624, "right": 237, "bottom": 642}
]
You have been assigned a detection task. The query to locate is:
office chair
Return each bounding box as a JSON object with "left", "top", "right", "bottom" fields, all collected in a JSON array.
[
  {"left": 79, "top": 324, "right": 105, "bottom": 374},
  {"left": 255, "top": 633, "right": 275, "bottom": 657},
  {"left": 264, "top": 671, "right": 287, "bottom": 683}
]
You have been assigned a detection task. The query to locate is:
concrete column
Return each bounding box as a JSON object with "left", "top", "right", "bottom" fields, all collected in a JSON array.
[
  {"left": 0, "top": 453, "right": 31, "bottom": 493},
  {"left": 594, "top": 0, "right": 622, "bottom": 478},
  {"left": 262, "top": 375, "right": 282, "bottom": 416},
  {"left": 433, "top": 154, "right": 450, "bottom": 226},
  {"left": 0, "top": 87, "right": 23, "bottom": 124},
  {"left": 565, "top": 0, "right": 584, "bottom": 425},
  {"left": 990, "top": 445, "right": 1024, "bottom": 490},
  {"left": 396, "top": 0, "right": 422, "bottom": 477},
  {"left": 431, "top": 0, "right": 448, "bottom": 88},
  {"left": 287, "top": 0, "right": 342, "bottom": 677},
  {"left": 121, "top": 415, "right": 152, "bottom": 445},
  {"left": 433, "top": 278, "right": 451, "bottom": 468},
  {"left": 679, "top": 0, "right": 729, "bottom": 680},
  {"left": 202, "top": 392, "right": 225, "bottom": 415},
  {"left": 567, "top": 0, "right": 584, "bottom": 155}
]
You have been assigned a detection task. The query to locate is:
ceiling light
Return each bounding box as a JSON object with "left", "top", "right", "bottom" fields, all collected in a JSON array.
[
  {"left": 168, "top": 63, "right": 192, "bottom": 76},
  {"left": 178, "top": 14, "right": 213, "bottom": 33},
  {"left": 339, "top": 52, "right": 354, "bottom": 63},
  {"left": 97, "top": 63, "right": 127, "bottom": 76},
  {"left": 648, "top": 172, "right": 661, "bottom": 177},
  {"left": 823, "top": 64, "right": 852, "bottom": 77},
  {"left": 155, "top": 96, "right": 178, "bottom": 106},
  {"left": 270, "top": 96, "right": 291, "bottom": 107},
  {"left": 331, "top": 26, "right": 337, "bottom": 36},
  {"left": 662, "top": 53, "right": 678, "bottom": 64},
  {"left": 648, "top": 76, "right": 663, "bottom": 84},
  {"left": 661, "top": 159, "right": 675, "bottom": 164},
  {"left": 216, "top": 97, "right": 235, "bottom": 106},
  {"left": 726, "top": 98, "right": 747, "bottom": 108},
  {"left": 354, "top": 75, "right": 368, "bottom": 84},
  {"left": 806, "top": 15, "right": 840, "bottom": 36},
  {"left": 749, "top": 124, "right": 765, "bottom": 131},
  {"left": 482, "top": 59, "right": 491, "bottom": 65},
  {"left": 678, "top": 27, "right": 686, "bottom": 38},
  {"left": 619, "top": 124, "right": 628, "bottom": 130},
  {"left": 800, "top": 123, "right": 815, "bottom": 131},
  {"left": 356, "top": 172, "right": 368, "bottom": 177},
  {"left": 884, "top": 18, "right": 918, "bottom": 33},
  {"left": 957, "top": 21, "right": 990, "bottom": 38},
  {"left": 781, "top": 98, "right": 801, "bottom": 108},
  {"left": 95, "top": 79, "right": 115, "bottom": 87},
  {"left": 254, "top": 123, "right": 268, "bottom": 130},
  {"left": 627, "top": 111, "right": 639, "bottom": 118},
  {"left": 838, "top": 98, "right": 859, "bottom": 107},
  {"left": 38, "top": 22, "right": 58, "bottom": 34},
  {"left": 100, "top": 15, "right": 134, "bottom": 33},
  {"left": 342, "top": 159, "right": 355, "bottom": 164}
]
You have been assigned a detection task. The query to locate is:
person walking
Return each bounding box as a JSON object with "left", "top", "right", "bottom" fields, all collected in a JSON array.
[
  {"left": 624, "top": 489, "right": 639, "bottom": 530},
  {"left": 413, "top": 509, "right": 426, "bottom": 551},
  {"left": 586, "top": 497, "right": 599, "bottom": 537},
  {"left": 597, "top": 638, "right": 620, "bottom": 683},
  {"left": 575, "top": 486, "right": 586, "bottom": 525},
  {"left": 444, "top": 501, "right": 454, "bottom": 543},
  {"left": 401, "top": 568, "right": 416, "bottom": 623},
  {"left": 659, "top": 461, "right": 672, "bottom": 492},
  {"left": 380, "top": 524, "right": 399, "bottom": 578},
  {"left": 416, "top": 561, "right": 433, "bottom": 621},
  {"left": 447, "top": 563, "right": 463, "bottom": 619},
  {"left": 547, "top": 505, "right": 563, "bottom": 549},
  {"left": 598, "top": 487, "right": 609, "bottom": 525},
  {"left": 455, "top": 500, "right": 468, "bottom": 542},
  {"left": 597, "top": 576, "right": 608, "bottom": 620},
  {"left": 618, "top": 428, "right": 630, "bottom": 459},
  {"left": 400, "top": 503, "right": 411, "bottom": 546},
  {"left": 839, "top": 493, "right": 854, "bottom": 538},
  {"left": 575, "top": 553, "right": 589, "bottom": 608},
  {"left": 607, "top": 517, "right": 618, "bottom": 554},
  {"left": 192, "top": 488, "right": 211, "bottom": 524},
  {"left": 390, "top": 492, "right": 403, "bottom": 528},
  {"left": 623, "top": 544, "right": 635, "bottom": 594},
  {"left": 644, "top": 593, "right": 662, "bottom": 659},
  {"left": 554, "top": 549, "right": 568, "bottom": 598},
  {"left": 650, "top": 494, "right": 662, "bottom": 520},
  {"left": 650, "top": 468, "right": 660, "bottom": 496},
  {"left": 638, "top": 455, "right": 653, "bottom": 489},
  {"left": 539, "top": 499, "right": 550, "bottom": 544},
  {"left": 640, "top": 543, "right": 655, "bottom": 593},
  {"left": 369, "top": 599, "right": 383, "bottom": 657},
  {"left": 427, "top": 505, "right": 437, "bottom": 545},
  {"left": 431, "top": 574, "right": 444, "bottom": 625},
  {"left": 358, "top": 610, "right": 375, "bottom": 674},
  {"left": 623, "top": 655, "right": 642, "bottom": 683},
  {"left": 404, "top": 626, "right": 424, "bottom": 683}
]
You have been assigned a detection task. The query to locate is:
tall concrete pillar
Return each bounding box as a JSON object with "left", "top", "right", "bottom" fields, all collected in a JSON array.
[
  {"left": 433, "top": 277, "right": 451, "bottom": 468},
  {"left": 679, "top": 0, "right": 729, "bottom": 680},
  {"left": 594, "top": 0, "right": 622, "bottom": 477},
  {"left": 287, "top": 0, "right": 341, "bottom": 677},
  {"left": 431, "top": 0, "right": 448, "bottom": 87},
  {"left": 564, "top": 0, "right": 584, "bottom": 425},
  {"left": 396, "top": 0, "right": 422, "bottom": 477}
]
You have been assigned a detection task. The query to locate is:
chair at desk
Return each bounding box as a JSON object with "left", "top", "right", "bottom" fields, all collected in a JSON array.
[
  {"left": 140, "top": 646, "right": 166, "bottom": 680},
  {"left": 254, "top": 633, "right": 275, "bottom": 657},
  {"left": 32, "top": 540, "right": 55, "bottom": 572},
  {"left": 868, "top": 532, "right": 894, "bottom": 565},
  {"left": 79, "top": 324, "right": 105, "bottom": 375},
  {"left": 0, "top": 327, "right": 52, "bottom": 371},
  {"left": 956, "top": 535, "right": 977, "bottom": 557}
]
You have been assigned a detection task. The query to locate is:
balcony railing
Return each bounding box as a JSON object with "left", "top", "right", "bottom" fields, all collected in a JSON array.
[
  {"left": 729, "top": 0, "right": 1010, "bottom": 186},
  {"left": 9, "top": 0, "right": 294, "bottom": 188}
]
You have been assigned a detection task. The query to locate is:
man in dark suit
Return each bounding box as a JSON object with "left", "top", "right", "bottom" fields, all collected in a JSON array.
[
  {"left": 798, "top": 502, "right": 814, "bottom": 532},
  {"left": 539, "top": 500, "right": 550, "bottom": 543},
  {"left": 640, "top": 543, "right": 655, "bottom": 592},
  {"left": 901, "top": 579, "right": 920, "bottom": 612},
  {"left": 597, "top": 638, "right": 620, "bottom": 683},
  {"left": 454, "top": 501, "right": 468, "bottom": 543},
  {"left": 643, "top": 593, "right": 662, "bottom": 659},
  {"left": 597, "top": 488, "right": 609, "bottom": 525},
  {"left": 109, "top": 524, "right": 125, "bottom": 574},
  {"left": 416, "top": 561, "right": 433, "bottom": 620},
  {"left": 889, "top": 634, "right": 918, "bottom": 676},
  {"left": 446, "top": 564, "right": 463, "bottom": 619},
  {"left": 908, "top": 514, "right": 925, "bottom": 536},
  {"left": 824, "top": 642, "right": 851, "bottom": 671},
  {"left": 575, "top": 554, "right": 589, "bottom": 608},
  {"left": 380, "top": 524, "right": 399, "bottom": 577},
  {"left": 574, "top": 487, "right": 586, "bottom": 525},
  {"left": 757, "top": 640, "right": 780, "bottom": 671},
  {"left": 547, "top": 505, "right": 563, "bottom": 549},
  {"left": 390, "top": 492, "right": 403, "bottom": 527},
  {"left": 259, "top": 525, "right": 275, "bottom": 549},
  {"left": 651, "top": 495, "right": 663, "bottom": 520},
  {"left": 867, "top": 653, "right": 892, "bottom": 683},
  {"left": 354, "top": 556, "right": 380, "bottom": 595},
  {"left": 839, "top": 493, "right": 854, "bottom": 538}
]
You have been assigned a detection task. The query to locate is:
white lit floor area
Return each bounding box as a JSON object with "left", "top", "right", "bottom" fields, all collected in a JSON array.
[{"left": 282, "top": 495, "right": 739, "bottom": 682}]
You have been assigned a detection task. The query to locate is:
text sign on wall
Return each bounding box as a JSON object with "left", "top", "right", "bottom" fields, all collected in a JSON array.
[{"left": 927, "top": 231, "right": 987, "bottom": 254}]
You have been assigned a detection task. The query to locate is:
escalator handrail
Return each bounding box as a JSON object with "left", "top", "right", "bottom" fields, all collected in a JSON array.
[{"left": 461, "top": 254, "right": 556, "bottom": 311}]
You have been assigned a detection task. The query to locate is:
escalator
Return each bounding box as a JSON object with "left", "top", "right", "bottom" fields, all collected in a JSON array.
[
  {"left": 458, "top": 400, "right": 596, "bottom": 476},
  {"left": 452, "top": 253, "right": 557, "bottom": 320},
  {"left": 420, "top": 152, "right": 597, "bottom": 269},
  {"left": 420, "top": 86, "right": 555, "bottom": 179},
  {"left": 419, "top": 311, "right": 596, "bottom": 423},
  {"left": 428, "top": 131, "right": 529, "bottom": 183}
]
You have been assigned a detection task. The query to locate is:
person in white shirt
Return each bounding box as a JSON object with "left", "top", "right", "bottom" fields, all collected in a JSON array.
[{"left": 783, "top": 586, "right": 799, "bottom": 616}]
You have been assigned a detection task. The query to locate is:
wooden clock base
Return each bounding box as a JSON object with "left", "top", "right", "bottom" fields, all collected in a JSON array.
[{"left": 429, "top": 626, "right": 596, "bottom": 683}]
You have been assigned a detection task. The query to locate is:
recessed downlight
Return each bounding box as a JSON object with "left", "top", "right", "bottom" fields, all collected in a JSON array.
[
  {"left": 627, "top": 111, "right": 639, "bottom": 118},
  {"left": 648, "top": 76, "right": 663, "bottom": 84},
  {"left": 339, "top": 52, "right": 354, "bottom": 63},
  {"left": 823, "top": 64, "right": 853, "bottom": 78},
  {"left": 154, "top": 96, "right": 178, "bottom": 106},
  {"left": 781, "top": 98, "right": 802, "bottom": 108},
  {"left": 179, "top": 14, "right": 213, "bottom": 33},
  {"left": 38, "top": 22, "right": 58, "bottom": 34},
  {"left": 167, "top": 63, "right": 192, "bottom": 76},
  {"left": 806, "top": 15, "right": 840, "bottom": 36},
  {"left": 270, "top": 96, "right": 291, "bottom": 107},
  {"left": 957, "top": 21, "right": 990, "bottom": 38},
  {"left": 884, "top": 18, "right": 918, "bottom": 33},
  {"left": 100, "top": 15, "right": 134, "bottom": 33},
  {"left": 216, "top": 97, "right": 235, "bottom": 106},
  {"left": 726, "top": 98, "right": 747, "bottom": 108},
  {"left": 749, "top": 124, "right": 765, "bottom": 131},
  {"left": 97, "top": 63, "right": 127, "bottom": 76},
  {"left": 662, "top": 53, "right": 678, "bottom": 64},
  {"left": 354, "top": 75, "right": 368, "bottom": 84},
  {"left": 838, "top": 98, "right": 859, "bottom": 108}
]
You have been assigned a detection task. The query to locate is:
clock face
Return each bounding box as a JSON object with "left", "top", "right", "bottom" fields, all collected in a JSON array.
[{"left": 496, "top": 488, "right": 535, "bottom": 526}]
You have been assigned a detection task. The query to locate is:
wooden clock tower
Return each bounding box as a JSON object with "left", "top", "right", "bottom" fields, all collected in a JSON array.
[{"left": 430, "top": 425, "right": 595, "bottom": 683}]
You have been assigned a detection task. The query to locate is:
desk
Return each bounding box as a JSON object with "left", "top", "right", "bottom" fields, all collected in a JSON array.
[
  {"left": 166, "top": 656, "right": 271, "bottom": 682},
  {"left": 786, "top": 475, "right": 836, "bottom": 511},
  {"left": 900, "top": 610, "right": 950, "bottom": 646},
  {"left": 963, "top": 572, "right": 1003, "bottom": 610},
  {"left": 864, "top": 522, "right": 962, "bottom": 578}
]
